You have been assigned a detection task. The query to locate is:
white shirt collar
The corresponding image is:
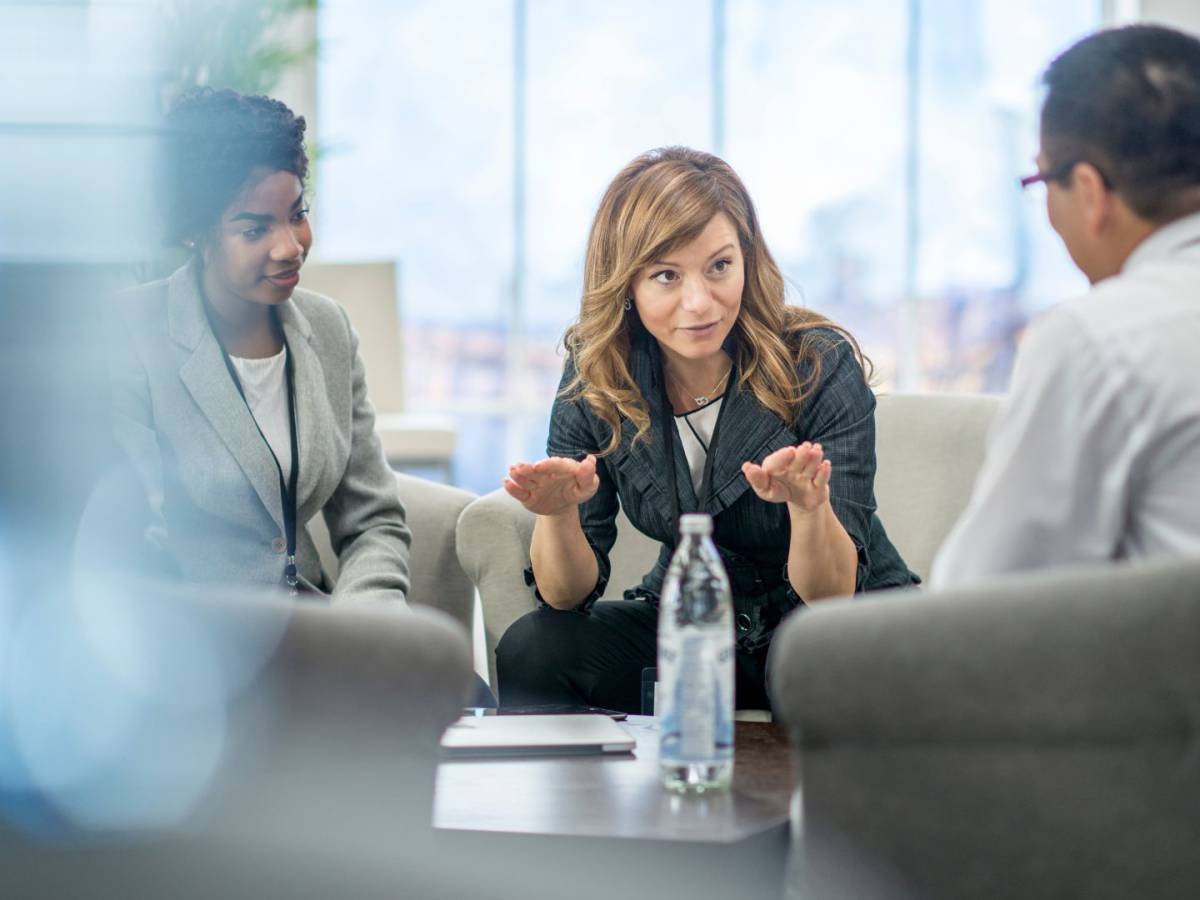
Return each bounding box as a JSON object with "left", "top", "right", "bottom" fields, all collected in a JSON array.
[{"left": 1122, "top": 209, "right": 1200, "bottom": 275}]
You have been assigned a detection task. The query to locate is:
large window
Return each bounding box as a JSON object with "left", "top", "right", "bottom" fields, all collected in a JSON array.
[{"left": 318, "top": 0, "right": 1101, "bottom": 494}]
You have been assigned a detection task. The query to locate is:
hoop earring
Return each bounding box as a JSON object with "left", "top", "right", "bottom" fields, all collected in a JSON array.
[{"left": 623, "top": 296, "right": 632, "bottom": 312}]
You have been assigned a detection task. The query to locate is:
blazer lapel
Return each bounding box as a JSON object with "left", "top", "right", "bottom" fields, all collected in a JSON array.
[
  {"left": 704, "top": 376, "right": 797, "bottom": 517},
  {"left": 276, "top": 299, "right": 337, "bottom": 514},
  {"left": 621, "top": 326, "right": 800, "bottom": 528},
  {"left": 651, "top": 379, "right": 701, "bottom": 516},
  {"left": 169, "top": 262, "right": 285, "bottom": 531},
  {"left": 622, "top": 332, "right": 700, "bottom": 521}
]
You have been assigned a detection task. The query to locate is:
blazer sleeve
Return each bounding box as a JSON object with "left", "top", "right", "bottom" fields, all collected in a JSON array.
[
  {"left": 795, "top": 331, "right": 879, "bottom": 590},
  {"left": 320, "top": 308, "right": 413, "bottom": 605},
  {"left": 524, "top": 357, "right": 620, "bottom": 611},
  {"left": 108, "top": 306, "right": 169, "bottom": 552}
]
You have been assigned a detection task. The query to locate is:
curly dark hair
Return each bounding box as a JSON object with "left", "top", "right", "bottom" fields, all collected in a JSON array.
[{"left": 164, "top": 87, "right": 308, "bottom": 245}]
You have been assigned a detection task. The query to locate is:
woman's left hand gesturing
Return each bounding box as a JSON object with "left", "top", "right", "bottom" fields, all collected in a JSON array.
[{"left": 741, "top": 442, "right": 831, "bottom": 513}]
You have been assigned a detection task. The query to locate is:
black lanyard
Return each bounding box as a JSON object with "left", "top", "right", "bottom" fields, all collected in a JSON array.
[
  {"left": 215, "top": 323, "right": 301, "bottom": 596},
  {"left": 659, "top": 360, "right": 734, "bottom": 538}
]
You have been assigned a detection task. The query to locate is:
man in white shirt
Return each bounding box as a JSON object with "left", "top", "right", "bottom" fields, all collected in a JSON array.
[{"left": 932, "top": 24, "right": 1200, "bottom": 587}]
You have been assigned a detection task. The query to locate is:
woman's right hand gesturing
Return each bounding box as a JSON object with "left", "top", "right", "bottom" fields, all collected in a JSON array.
[{"left": 504, "top": 455, "right": 600, "bottom": 517}]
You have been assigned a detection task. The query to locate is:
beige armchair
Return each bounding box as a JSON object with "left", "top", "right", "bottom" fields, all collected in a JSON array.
[
  {"left": 309, "top": 471, "right": 477, "bottom": 635},
  {"left": 872, "top": 392, "right": 1001, "bottom": 579},
  {"left": 300, "top": 260, "right": 456, "bottom": 477}
]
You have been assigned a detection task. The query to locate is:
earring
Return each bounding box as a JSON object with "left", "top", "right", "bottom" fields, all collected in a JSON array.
[{"left": 623, "top": 296, "right": 632, "bottom": 312}]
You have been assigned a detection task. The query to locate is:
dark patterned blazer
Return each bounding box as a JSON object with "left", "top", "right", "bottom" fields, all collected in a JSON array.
[{"left": 536, "top": 321, "right": 918, "bottom": 620}]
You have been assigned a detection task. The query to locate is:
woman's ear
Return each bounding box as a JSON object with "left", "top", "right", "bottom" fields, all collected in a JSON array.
[{"left": 191, "top": 231, "right": 220, "bottom": 268}]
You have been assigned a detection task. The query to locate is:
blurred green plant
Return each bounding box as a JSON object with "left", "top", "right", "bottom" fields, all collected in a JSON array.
[
  {"left": 137, "top": 0, "right": 319, "bottom": 280},
  {"left": 159, "top": 0, "right": 317, "bottom": 105}
]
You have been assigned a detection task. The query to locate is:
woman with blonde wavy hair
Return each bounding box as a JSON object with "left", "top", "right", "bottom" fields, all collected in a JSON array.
[{"left": 499, "top": 147, "right": 917, "bottom": 713}]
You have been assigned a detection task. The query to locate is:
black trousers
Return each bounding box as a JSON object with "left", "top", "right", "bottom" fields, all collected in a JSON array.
[{"left": 495, "top": 599, "right": 776, "bottom": 714}]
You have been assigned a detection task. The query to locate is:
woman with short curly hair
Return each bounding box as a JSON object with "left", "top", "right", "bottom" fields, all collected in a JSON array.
[
  {"left": 111, "top": 87, "right": 412, "bottom": 605},
  {"left": 498, "top": 147, "right": 918, "bottom": 714}
]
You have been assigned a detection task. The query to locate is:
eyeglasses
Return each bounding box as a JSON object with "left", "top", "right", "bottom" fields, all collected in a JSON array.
[
  {"left": 1019, "top": 159, "right": 1113, "bottom": 190},
  {"left": 1019, "top": 160, "right": 1081, "bottom": 190}
]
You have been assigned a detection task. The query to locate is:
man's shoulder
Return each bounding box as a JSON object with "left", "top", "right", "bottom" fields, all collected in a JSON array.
[
  {"left": 1016, "top": 295, "right": 1122, "bottom": 400},
  {"left": 1031, "top": 262, "right": 1197, "bottom": 362},
  {"left": 1015, "top": 271, "right": 1187, "bottom": 407}
]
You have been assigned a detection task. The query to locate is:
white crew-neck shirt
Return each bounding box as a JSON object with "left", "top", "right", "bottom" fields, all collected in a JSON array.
[
  {"left": 229, "top": 347, "right": 292, "bottom": 481},
  {"left": 674, "top": 398, "right": 723, "bottom": 492}
]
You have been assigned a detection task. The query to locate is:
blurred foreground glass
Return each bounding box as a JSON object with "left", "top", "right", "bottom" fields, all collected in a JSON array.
[
  {"left": 0, "top": 0, "right": 191, "bottom": 838},
  {"left": 1, "top": 7, "right": 477, "bottom": 898}
]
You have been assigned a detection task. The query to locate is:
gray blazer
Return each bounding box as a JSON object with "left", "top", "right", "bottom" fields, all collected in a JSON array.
[{"left": 111, "top": 261, "right": 411, "bottom": 604}]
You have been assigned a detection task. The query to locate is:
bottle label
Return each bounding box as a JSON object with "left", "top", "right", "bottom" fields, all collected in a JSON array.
[{"left": 659, "top": 631, "right": 734, "bottom": 763}]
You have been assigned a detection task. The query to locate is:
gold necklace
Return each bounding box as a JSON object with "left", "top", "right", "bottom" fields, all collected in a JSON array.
[{"left": 668, "top": 364, "right": 732, "bottom": 408}]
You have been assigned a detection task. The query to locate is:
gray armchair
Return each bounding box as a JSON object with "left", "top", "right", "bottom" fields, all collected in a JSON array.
[
  {"left": 4, "top": 584, "right": 474, "bottom": 899},
  {"left": 21, "top": 467, "right": 479, "bottom": 898},
  {"left": 770, "top": 555, "right": 1200, "bottom": 900}
]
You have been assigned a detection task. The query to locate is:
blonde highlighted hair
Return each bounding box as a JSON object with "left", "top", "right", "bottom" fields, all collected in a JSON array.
[{"left": 563, "top": 146, "right": 870, "bottom": 456}]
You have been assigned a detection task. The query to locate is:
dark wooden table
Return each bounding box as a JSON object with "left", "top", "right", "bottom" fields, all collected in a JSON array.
[{"left": 431, "top": 717, "right": 795, "bottom": 900}]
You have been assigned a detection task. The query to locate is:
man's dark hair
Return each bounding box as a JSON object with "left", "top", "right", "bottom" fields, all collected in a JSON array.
[
  {"left": 1042, "top": 24, "right": 1200, "bottom": 222},
  {"left": 164, "top": 87, "right": 308, "bottom": 245}
]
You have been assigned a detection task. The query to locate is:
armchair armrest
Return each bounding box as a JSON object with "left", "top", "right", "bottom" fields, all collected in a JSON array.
[{"left": 770, "top": 557, "right": 1200, "bottom": 746}]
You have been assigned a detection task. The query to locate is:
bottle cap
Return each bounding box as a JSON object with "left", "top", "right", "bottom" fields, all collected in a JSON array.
[{"left": 678, "top": 513, "right": 713, "bottom": 535}]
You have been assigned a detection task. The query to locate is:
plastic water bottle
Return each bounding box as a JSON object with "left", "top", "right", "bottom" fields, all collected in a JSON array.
[{"left": 657, "top": 513, "right": 734, "bottom": 793}]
